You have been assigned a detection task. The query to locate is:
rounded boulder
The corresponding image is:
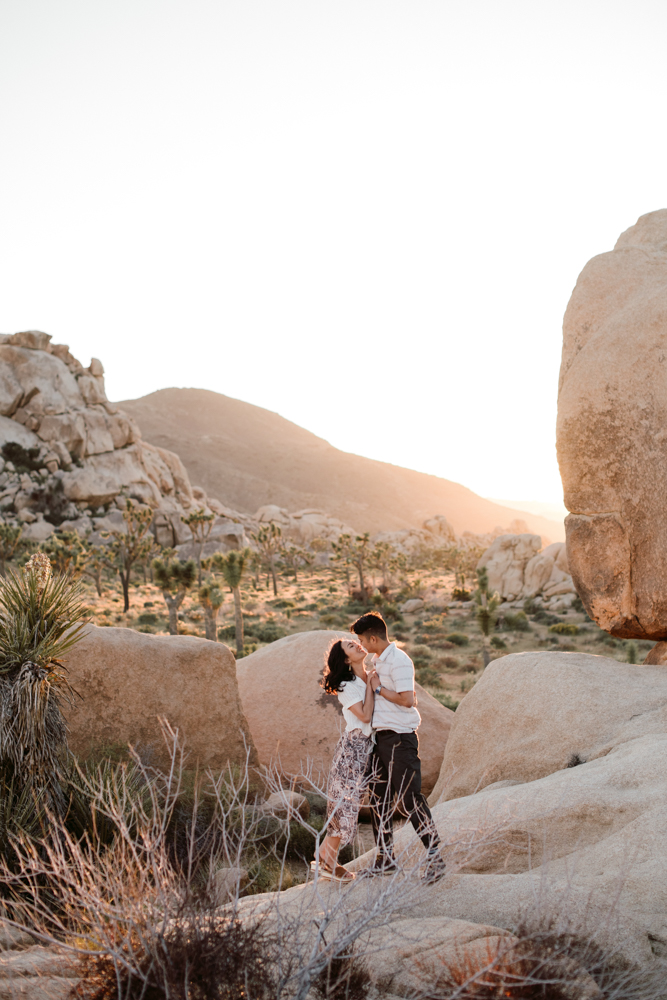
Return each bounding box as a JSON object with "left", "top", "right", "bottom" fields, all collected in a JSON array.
[{"left": 236, "top": 629, "right": 453, "bottom": 795}]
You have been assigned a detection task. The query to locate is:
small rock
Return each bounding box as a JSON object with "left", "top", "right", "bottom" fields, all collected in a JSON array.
[
  {"left": 0, "top": 922, "right": 33, "bottom": 951},
  {"left": 261, "top": 790, "right": 310, "bottom": 820},
  {"left": 16, "top": 510, "right": 35, "bottom": 524},
  {"left": 212, "top": 866, "right": 249, "bottom": 905},
  {"left": 400, "top": 598, "right": 425, "bottom": 614}
]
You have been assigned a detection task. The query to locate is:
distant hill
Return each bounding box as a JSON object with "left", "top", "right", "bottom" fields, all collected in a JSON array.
[{"left": 117, "top": 388, "right": 565, "bottom": 542}]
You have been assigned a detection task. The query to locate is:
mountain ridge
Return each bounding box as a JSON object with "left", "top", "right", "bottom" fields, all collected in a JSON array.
[{"left": 117, "top": 387, "right": 565, "bottom": 542}]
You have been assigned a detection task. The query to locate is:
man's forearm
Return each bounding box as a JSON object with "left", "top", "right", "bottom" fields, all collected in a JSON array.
[{"left": 377, "top": 688, "right": 414, "bottom": 708}]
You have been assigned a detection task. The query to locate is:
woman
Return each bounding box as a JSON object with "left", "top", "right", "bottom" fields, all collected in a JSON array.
[{"left": 314, "top": 637, "right": 375, "bottom": 884}]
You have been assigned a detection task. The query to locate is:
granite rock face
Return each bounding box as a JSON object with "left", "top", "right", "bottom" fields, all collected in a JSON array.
[{"left": 557, "top": 210, "right": 667, "bottom": 638}]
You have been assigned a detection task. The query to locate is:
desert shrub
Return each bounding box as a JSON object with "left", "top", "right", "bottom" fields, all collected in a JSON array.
[
  {"left": 503, "top": 611, "right": 530, "bottom": 632},
  {"left": 532, "top": 610, "right": 561, "bottom": 625},
  {"left": 549, "top": 623, "right": 579, "bottom": 636},
  {"left": 270, "top": 599, "right": 295, "bottom": 609},
  {"left": 303, "top": 602, "right": 318, "bottom": 611},
  {"left": 2, "top": 442, "right": 42, "bottom": 472},
  {"left": 137, "top": 611, "right": 158, "bottom": 625},
  {"left": 411, "top": 643, "right": 433, "bottom": 658},
  {"left": 254, "top": 622, "right": 287, "bottom": 643},
  {"left": 29, "top": 477, "right": 72, "bottom": 525},
  {"left": 523, "top": 598, "right": 539, "bottom": 615},
  {"left": 460, "top": 672, "right": 478, "bottom": 693},
  {"left": 415, "top": 665, "right": 443, "bottom": 688},
  {"left": 490, "top": 635, "right": 507, "bottom": 649},
  {"left": 435, "top": 655, "right": 460, "bottom": 672},
  {"left": 451, "top": 587, "right": 471, "bottom": 601},
  {"left": 446, "top": 632, "right": 469, "bottom": 646},
  {"left": 313, "top": 949, "right": 371, "bottom": 1000},
  {"left": 433, "top": 691, "right": 459, "bottom": 710}
]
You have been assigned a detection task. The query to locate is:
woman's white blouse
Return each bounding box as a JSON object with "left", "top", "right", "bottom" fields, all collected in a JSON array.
[{"left": 337, "top": 676, "right": 374, "bottom": 737}]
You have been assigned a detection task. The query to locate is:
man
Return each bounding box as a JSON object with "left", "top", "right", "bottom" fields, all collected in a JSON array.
[{"left": 351, "top": 612, "right": 446, "bottom": 883}]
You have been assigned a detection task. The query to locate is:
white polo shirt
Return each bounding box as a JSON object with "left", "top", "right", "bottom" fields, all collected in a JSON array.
[{"left": 371, "top": 642, "right": 421, "bottom": 734}]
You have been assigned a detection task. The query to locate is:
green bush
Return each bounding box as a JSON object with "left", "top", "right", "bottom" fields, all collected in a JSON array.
[
  {"left": 490, "top": 635, "right": 507, "bottom": 649},
  {"left": 2, "top": 442, "right": 42, "bottom": 472},
  {"left": 243, "top": 622, "right": 287, "bottom": 643},
  {"left": 435, "top": 655, "right": 459, "bottom": 672},
  {"left": 503, "top": 611, "right": 530, "bottom": 632},
  {"left": 137, "top": 611, "right": 158, "bottom": 625},
  {"left": 549, "top": 623, "right": 579, "bottom": 636},
  {"left": 445, "top": 632, "right": 469, "bottom": 646},
  {"left": 433, "top": 692, "right": 459, "bottom": 710},
  {"left": 451, "top": 588, "right": 470, "bottom": 601},
  {"left": 533, "top": 610, "right": 561, "bottom": 625},
  {"left": 415, "top": 665, "right": 442, "bottom": 688}
]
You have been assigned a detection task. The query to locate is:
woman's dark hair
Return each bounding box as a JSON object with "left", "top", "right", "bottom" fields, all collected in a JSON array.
[{"left": 321, "top": 640, "right": 355, "bottom": 694}]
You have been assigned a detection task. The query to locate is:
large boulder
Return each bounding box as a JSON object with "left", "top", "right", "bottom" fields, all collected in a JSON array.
[
  {"left": 63, "top": 625, "right": 258, "bottom": 771},
  {"left": 236, "top": 630, "right": 453, "bottom": 795},
  {"left": 557, "top": 209, "right": 667, "bottom": 638},
  {"left": 429, "top": 650, "right": 667, "bottom": 803}
]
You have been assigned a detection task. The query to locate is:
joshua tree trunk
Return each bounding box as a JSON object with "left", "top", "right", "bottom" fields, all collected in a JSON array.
[
  {"left": 233, "top": 585, "right": 244, "bottom": 653},
  {"left": 119, "top": 568, "right": 130, "bottom": 613},
  {"left": 269, "top": 557, "right": 278, "bottom": 597},
  {"left": 204, "top": 606, "right": 219, "bottom": 641},
  {"left": 163, "top": 592, "right": 184, "bottom": 635}
]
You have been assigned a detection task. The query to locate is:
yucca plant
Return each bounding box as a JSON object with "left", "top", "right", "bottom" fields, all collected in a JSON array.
[
  {"left": 474, "top": 566, "right": 500, "bottom": 668},
  {"left": 0, "top": 552, "right": 88, "bottom": 815}
]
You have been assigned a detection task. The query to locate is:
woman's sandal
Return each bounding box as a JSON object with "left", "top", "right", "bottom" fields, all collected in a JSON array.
[{"left": 310, "top": 858, "right": 356, "bottom": 884}]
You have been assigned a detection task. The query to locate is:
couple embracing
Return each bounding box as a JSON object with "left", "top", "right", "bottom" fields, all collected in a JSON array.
[{"left": 316, "top": 612, "right": 446, "bottom": 885}]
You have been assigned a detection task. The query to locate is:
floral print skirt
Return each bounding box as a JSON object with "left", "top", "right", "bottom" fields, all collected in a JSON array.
[{"left": 326, "top": 729, "right": 374, "bottom": 847}]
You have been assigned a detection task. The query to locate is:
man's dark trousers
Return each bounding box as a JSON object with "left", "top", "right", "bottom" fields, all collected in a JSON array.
[{"left": 368, "top": 729, "right": 440, "bottom": 856}]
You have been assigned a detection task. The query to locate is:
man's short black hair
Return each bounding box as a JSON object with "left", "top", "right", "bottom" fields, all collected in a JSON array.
[{"left": 351, "top": 612, "right": 387, "bottom": 640}]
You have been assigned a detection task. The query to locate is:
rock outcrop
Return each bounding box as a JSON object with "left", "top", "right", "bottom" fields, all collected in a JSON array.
[
  {"left": 236, "top": 630, "right": 453, "bottom": 795},
  {"left": 557, "top": 209, "right": 667, "bottom": 638},
  {"left": 429, "top": 649, "right": 667, "bottom": 803},
  {"left": 63, "top": 625, "right": 258, "bottom": 771},
  {"left": 476, "top": 536, "right": 577, "bottom": 610}
]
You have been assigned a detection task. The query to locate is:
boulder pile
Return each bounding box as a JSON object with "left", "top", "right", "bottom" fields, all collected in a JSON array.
[{"left": 476, "top": 534, "right": 577, "bottom": 611}]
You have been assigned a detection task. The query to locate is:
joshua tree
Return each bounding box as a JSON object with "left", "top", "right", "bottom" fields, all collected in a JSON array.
[
  {"left": 105, "top": 501, "right": 155, "bottom": 612},
  {"left": 281, "top": 543, "right": 311, "bottom": 583},
  {"left": 475, "top": 566, "right": 499, "bottom": 667},
  {"left": 0, "top": 552, "right": 87, "bottom": 813},
  {"left": 80, "top": 538, "right": 110, "bottom": 597},
  {"left": 41, "top": 530, "right": 86, "bottom": 577},
  {"left": 212, "top": 548, "right": 249, "bottom": 654},
  {"left": 331, "top": 534, "right": 353, "bottom": 592},
  {"left": 251, "top": 523, "right": 282, "bottom": 596},
  {"left": 198, "top": 583, "right": 225, "bottom": 641},
  {"left": 0, "top": 524, "right": 24, "bottom": 577},
  {"left": 181, "top": 508, "right": 215, "bottom": 586},
  {"left": 350, "top": 533, "right": 371, "bottom": 600},
  {"left": 370, "top": 540, "right": 394, "bottom": 590},
  {"left": 152, "top": 558, "right": 197, "bottom": 635}
]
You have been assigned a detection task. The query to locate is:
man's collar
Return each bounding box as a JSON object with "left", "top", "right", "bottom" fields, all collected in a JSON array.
[{"left": 377, "top": 641, "right": 395, "bottom": 662}]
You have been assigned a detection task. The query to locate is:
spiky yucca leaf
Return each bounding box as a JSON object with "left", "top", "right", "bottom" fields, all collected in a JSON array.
[{"left": 0, "top": 568, "right": 89, "bottom": 674}]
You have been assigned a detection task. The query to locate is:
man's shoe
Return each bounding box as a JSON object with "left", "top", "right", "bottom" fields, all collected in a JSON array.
[
  {"left": 422, "top": 852, "right": 446, "bottom": 884},
  {"left": 363, "top": 855, "right": 399, "bottom": 877}
]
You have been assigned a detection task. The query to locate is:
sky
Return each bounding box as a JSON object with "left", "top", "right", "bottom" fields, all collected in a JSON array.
[{"left": 1, "top": 0, "right": 666, "bottom": 506}]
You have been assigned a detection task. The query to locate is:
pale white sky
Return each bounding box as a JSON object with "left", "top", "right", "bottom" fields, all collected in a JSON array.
[{"left": 1, "top": 0, "right": 665, "bottom": 505}]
